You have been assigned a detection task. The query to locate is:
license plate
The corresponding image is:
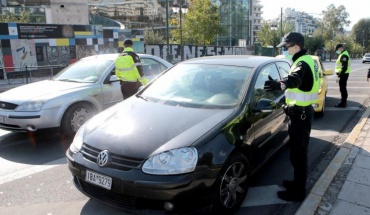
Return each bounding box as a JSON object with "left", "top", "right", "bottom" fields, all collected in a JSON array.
[
  {"left": 85, "top": 170, "right": 112, "bottom": 190},
  {"left": 0, "top": 115, "right": 4, "bottom": 123}
]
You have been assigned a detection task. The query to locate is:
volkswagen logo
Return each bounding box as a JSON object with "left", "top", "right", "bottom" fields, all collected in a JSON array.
[
  {"left": 97, "top": 150, "right": 111, "bottom": 167},
  {"left": 0, "top": 103, "right": 5, "bottom": 108}
]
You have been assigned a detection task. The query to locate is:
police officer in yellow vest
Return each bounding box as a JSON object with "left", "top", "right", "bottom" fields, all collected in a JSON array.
[
  {"left": 115, "top": 39, "right": 148, "bottom": 99},
  {"left": 334, "top": 44, "right": 351, "bottom": 107},
  {"left": 264, "top": 32, "right": 319, "bottom": 202}
]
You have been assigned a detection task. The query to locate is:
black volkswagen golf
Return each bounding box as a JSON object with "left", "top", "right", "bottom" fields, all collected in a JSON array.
[{"left": 66, "top": 55, "right": 291, "bottom": 214}]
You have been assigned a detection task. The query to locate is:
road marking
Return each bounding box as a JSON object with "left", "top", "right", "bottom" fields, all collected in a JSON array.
[
  {"left": 241, "top": 185, "right": 286, "bottom": 207},
  {"left": 328, "top": 87, "right": 370, "bottom": 89},
  {"left": 0, "top": 158, "right": 66, "bottom": 185},
  {"left": 311, "top": 129, "right": 339, "bottom": 137},
  {"left": 325, "top": 107, "right": 362, "bottom": 111},
  {"left": 327, "top": 95, "right": 369, "bottom": 98}
]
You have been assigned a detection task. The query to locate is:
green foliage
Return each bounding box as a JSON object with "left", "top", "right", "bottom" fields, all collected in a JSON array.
[
  {"left": 351, "top": 18, "right": 370, "bottom": 53},
  {"left": 170, "top": 0, "right": 223, "bottom": 46},
  {"left": 321, "top": 4, "right": 350, "bottom": 36},
  {"left": 144, "top": 29, "right": 164, "bottom": 44},
  {"left": 0, "top": 9, "right": 30, "bottom": 23}
]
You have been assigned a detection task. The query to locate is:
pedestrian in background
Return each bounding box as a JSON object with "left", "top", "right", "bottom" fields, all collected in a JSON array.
[
  {"left": 115, "top": 39, "right": 148, "bottom": 99},
  {"left": 367, "top": 67, "right": 370, "bottom": 82},
  {"left": 264, "top": 32, "right": 319, "bottom": 202},
  {"left": 334, "top": 44, "right": 351, "bottom": 108}
]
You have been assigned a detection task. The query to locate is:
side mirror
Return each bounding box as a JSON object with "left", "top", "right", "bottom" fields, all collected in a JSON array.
[
  {"left": 254, "top": 98, "right": 275, "bottom": 113},
  {"left": 109, "top": 75, "right": 119, "bottom": 82}
]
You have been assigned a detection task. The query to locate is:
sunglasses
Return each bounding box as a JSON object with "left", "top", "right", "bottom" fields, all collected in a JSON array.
[{"left": 282, "top": 44, "right": 295, "bottom": 51}]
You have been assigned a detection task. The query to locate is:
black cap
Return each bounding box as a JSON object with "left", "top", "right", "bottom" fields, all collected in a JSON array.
[
  {"left": 277, "top": 32, "right": 304, "bottom": 48},
  {"left": 335, "top": 44, "right": 343, "bottom": 51},
  {"left": 123, "top": 39, "right": 133, "bottom": 45}
]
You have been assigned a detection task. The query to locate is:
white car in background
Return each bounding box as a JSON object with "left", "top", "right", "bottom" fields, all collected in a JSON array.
[{"left": 0, "top": 54, "right": 172, "bottom": 135}]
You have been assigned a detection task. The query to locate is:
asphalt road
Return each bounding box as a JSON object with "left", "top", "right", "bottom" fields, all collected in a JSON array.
[{"left": 0, "top": 59, "right": 369, "bottom": 215}]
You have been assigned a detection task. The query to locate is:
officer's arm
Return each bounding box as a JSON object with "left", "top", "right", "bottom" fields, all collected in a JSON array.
[
  {"left": 340, "top": 55, "right": 348, "bottom": 76},
  {"left": 280, "top": 63, "right": 303, "bottom": 89},
  {"left": 133, "top": 54, "right": 144, "bottom": 77}
]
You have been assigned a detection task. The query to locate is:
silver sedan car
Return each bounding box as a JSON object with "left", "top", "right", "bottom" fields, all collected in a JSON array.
[{"left": 0, "top": 54, "right": 172, "bottom": 135}]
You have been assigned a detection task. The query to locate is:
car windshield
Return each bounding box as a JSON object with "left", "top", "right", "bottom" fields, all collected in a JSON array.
[
  {"left": 54, "top": 57, "right": 113, "bottom": 83},
  {"left": 365, "top": 54, "right": 370, "bottom": 57},
  {"left": 141, "top": 63, "right": 252, "bottom": 109}
]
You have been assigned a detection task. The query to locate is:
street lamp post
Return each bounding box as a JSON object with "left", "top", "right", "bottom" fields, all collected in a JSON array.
[
  {"left": 271, "top": 23, "right": 278, "bottom": 56},
  {"left": 172, "top": 0, "right": 188, "bottom": 61},
  {"left": 165, "top": 0, "right": 172, "bottom": 62}
]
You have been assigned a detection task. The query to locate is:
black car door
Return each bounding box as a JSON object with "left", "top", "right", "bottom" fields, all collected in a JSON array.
[{"left": 248, "top": 63, "right": 288, "bottom": 169}]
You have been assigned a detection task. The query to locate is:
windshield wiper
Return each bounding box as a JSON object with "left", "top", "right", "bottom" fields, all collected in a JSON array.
[
  {"left": 57, "top": 79, "right": 81, "bottom": 83},
  {"left": 136, "top": 94, "right": 149, "bottom": 101}
]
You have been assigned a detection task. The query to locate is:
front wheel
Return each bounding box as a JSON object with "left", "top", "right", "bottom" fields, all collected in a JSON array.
[
  {"left": 61, "top": 103, "right": 95, "bottom": 136},
  {"left": 211, "top": 153, "right": 250, "bottom": 215}
]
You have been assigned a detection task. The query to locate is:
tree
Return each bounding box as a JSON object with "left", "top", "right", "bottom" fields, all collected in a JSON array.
[
  {"left": 144, "top": 29, "right": 164, "bottom": 44},
  {"left": 351, "top": 18, "right": 370, "bottom": 54},
  {"left": 0, "top": 9, "right": 30, "bottom": 23},
  {"left": 170, "top": 0, "right": 223, "bottom": 46},
  {"left": 321, "top": 4, "right": 350, "bottom": 37}
]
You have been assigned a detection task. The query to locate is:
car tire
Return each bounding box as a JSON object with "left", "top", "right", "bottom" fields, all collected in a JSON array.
[
  {"left": 211, "top": 153, "right": 250, "bottom": 215},
  {"left": 316, "top": 95, "right": 326, "bottom": 117},
  {"left": 61, "top": 103, "right": 95, "bottom": 136}
]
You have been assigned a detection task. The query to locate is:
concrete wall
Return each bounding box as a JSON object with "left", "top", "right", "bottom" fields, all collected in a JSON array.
[{"left": 45, "top": 0, "right": 89, "bottom": 25}]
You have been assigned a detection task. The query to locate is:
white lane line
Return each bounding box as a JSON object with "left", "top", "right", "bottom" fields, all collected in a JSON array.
[
  {"left": 328, "top": 87, "right": 370, "bottom": 89},
  {"left": 325, "top": 107, "right": 361, "bottom": 111},
  {"left": 311, "top": 129, "right": 339, "bottom": 137},
  {"left": 0, "top": 158, "right": 66, "bottom": 185},
  {"left": 327, "top": 95, "right": 369, "bottom": 98},
  {"left": 242, "top": 185, "right": 286, "bottom": 207}
]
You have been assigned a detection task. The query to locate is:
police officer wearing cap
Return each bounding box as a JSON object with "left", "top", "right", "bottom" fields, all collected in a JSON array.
[
  {"left": 264, "top": 32, "right": 319, "bottom": 201},
  {"left": 115, "top": 39, "right": 148, "bottom": 99},
  {"left": 334, "top": 44, "right": 351, "bottom": 107}
]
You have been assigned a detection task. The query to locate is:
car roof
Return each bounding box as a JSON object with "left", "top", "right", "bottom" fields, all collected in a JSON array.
[{"left": 182, "top": 55, "right": 285, "bottom": 67}]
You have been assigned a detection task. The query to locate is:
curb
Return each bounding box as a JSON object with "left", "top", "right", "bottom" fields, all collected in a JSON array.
[{"left": 295, "top": 104, "right": 370, "bottom": 215}]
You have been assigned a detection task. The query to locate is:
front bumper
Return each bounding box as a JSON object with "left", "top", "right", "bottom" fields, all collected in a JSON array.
[
  {"left": 66, "top": 149, "right": 219, "bottom": 214},
  {"left": 0, "top": 107, "right": 60, "bottom": 131}
]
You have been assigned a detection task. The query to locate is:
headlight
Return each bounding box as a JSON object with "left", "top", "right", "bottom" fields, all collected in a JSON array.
[
  {"left": 69, "top": 125, "right": 85, "bottom": 153},
  {"left": 15, "top": 101, "right": 45, "bottom": 111},
  {"left": 142, "top": 147, "right": 198, "bottom": 175}
]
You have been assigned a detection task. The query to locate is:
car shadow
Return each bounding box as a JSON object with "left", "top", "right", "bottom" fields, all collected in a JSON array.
[{"left": 0, "top": 129, "right": 74, "bottom": 165}]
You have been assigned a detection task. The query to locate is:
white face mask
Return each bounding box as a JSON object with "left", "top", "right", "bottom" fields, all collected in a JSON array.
[{"left": 336, "top": 50, "right": 341, "bottom": 54}]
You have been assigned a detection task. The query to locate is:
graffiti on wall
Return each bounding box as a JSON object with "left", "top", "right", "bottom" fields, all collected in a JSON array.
[
  {"left": 46, "top": 46, "right": 71, "bottom": 65},
  {"left": 11, "top": 39, "right": 37, "bottom": 71},
  {"left": 145, "top": 44, "right": 252, "bottom": 62},
  {"left": 76, "top": 45, "right": 97, "bottom": 60}
]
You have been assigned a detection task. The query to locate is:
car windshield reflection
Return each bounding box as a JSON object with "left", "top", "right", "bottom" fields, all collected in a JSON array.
[
  {"left": 54, "top": 57, "right": 113, "bottom": 83},
  {"left": 141, "top": 63, "right": 252, "bottom": 109}
]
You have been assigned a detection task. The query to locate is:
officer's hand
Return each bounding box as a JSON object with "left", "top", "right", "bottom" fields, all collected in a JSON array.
[{"left": 264, "top": 75, "right": 280, "bottom": 92}]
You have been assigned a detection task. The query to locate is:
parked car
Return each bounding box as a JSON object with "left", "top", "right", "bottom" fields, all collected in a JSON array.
[
  {"left": 275, "top": 54, "right": 333, "bottom": 116},
  {"left": 0, "top": 54, "right": 173, "bottom": 135},
  {"left": 311, "top": 55, "right": 333, "bottom": 116},
  {"left": 67, "top": 55, "right": 291, "bottom": 214},
  {"left": 362, "top": 53, "right": 370, "bottom": 63}
]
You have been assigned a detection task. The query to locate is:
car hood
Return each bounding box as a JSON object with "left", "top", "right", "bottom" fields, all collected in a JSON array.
[
  {"left": 83, "top": 97, "right": 234, "bottom": 159},
  {"left": 0, "top": 80, "right": 91, "bottom": 103}
]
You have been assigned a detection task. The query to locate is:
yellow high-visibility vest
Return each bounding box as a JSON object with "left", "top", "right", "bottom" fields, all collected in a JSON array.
[
  {"left": 335, "top": 50, "right": 351, "bottom": 74},
  {"left": 285, "top": 55, "right": 319, "bottom": 107}
]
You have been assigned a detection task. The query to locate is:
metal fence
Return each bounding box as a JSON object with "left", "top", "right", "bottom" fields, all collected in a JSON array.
[{"left": 0, "top": 65, "right": 66, "bottom": 86}]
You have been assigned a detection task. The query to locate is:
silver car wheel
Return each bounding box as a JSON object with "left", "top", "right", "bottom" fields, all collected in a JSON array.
[{"left": 70, "top": 107, "right": 94, "bottom": 132}]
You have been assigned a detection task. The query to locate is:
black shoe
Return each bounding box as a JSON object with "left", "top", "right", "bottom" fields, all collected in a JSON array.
[
  {"left": 282, "top": 180, "right": 295, "bottom": 190},
  {"left": 334, "top": 103, "right": 347, "bottom": 108},
  {"left": 277, "top": 190, "right": 306, "bottom": 202}
]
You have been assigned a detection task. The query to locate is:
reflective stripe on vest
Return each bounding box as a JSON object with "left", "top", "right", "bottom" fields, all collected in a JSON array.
[
  {"left": 335, "top": 50, "right": 351, "bottom": 74},
  {"left": 285, "top": 55, "right": 320, "bottom": 107},
  {"left": 115, "top": 53, "right": 140, "bottom": 82}
]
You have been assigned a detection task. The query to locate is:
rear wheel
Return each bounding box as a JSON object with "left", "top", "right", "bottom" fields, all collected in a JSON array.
[
  {"left": 316, "top": 94, "right": 326, "bottom": 117},
  {"left": 61, "top": 103, "right": 95, "bottom": 136},
  {"left": 211, "top": 153, "right": 250, "bottom": 215}
]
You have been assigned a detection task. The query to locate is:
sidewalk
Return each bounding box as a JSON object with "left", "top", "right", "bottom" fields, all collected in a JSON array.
[{"left": 296, "top": 105, "right": 370, "bottom": 215}]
